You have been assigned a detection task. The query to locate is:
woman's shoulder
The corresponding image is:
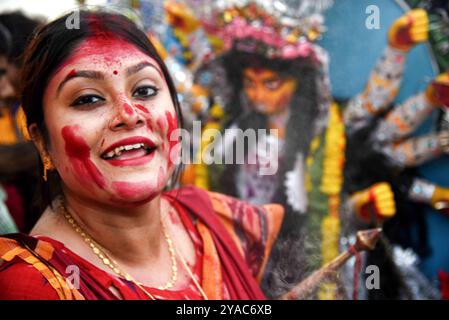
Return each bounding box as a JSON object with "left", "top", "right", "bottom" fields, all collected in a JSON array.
[{"left": 0, "top": 235, "right": 60, "bottom": 299}]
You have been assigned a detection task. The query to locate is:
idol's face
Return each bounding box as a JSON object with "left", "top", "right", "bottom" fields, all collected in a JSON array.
[
  {"left": 243, "top": 67, "right": 297, "bottom": 116},
  {"left": 38, "top": 37, "right": 180, "bottom": 207}
]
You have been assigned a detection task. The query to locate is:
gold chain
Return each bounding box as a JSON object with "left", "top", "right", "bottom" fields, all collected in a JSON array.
[{"left": 59, "top": 199, "right": 208, "bottom": 300}]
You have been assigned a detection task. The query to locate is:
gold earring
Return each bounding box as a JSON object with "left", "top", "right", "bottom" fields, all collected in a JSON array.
[{"left": 42, "top": 155, "right": 54, "bottom": 182}]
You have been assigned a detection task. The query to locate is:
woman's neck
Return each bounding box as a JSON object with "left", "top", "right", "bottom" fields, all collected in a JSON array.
[{"left": 62, "top": 190, "right": 165, "bottom": 267}]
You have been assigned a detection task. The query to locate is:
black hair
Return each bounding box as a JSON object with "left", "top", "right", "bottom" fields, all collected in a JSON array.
[
  {"left": 344, "top": 114, "right": 430, "bottom": 299},
  {"left": 20, "top": 10, "right": 183, "bottom": 212},
  {"left": 0, "top": 11, "right": 41, "bottom": 66},
  {"left": 0, "top": 22, "right": 11, "bottom": 57}
]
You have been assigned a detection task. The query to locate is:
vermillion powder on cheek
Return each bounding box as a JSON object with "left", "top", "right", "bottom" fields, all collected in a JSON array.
[
  {"left": 157, "top": 166, "right": 166, "bottom": 189},
  {"left": 135, "top": 104, "right": 149, "bottom": 113},
  {"left": 62, "top": 125, "right": 107, "bottom": 189}
]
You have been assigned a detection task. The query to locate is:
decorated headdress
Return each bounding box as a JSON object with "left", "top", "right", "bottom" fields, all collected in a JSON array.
[
  {"left": 172, "top": 0, "right": 333, "bottom": 134},
  {"left": 181, "top": 0, "right": 332, "bottom": 63}
]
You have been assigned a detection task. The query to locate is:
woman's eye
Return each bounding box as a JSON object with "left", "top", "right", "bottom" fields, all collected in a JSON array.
[
  {"left": 133, "top": 86, "right": 159, "bottom": 99},
  {"left": 71, "top": 95, "right": 105, "bottom": 107}
]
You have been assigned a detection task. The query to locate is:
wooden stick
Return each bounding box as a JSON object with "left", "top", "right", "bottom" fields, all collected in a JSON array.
[{"left": 279, "top": 228, "right": 382, "bottom": 300}]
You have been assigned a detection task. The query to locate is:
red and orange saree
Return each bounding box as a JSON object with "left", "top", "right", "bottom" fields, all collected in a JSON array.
[{"left": 0, "top": 185, "right": 283, "bottom": 300}]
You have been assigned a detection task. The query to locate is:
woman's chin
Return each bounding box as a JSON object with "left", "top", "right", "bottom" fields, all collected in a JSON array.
[{"left": 109, "top": 180, "right": 162, "bottom": 206}]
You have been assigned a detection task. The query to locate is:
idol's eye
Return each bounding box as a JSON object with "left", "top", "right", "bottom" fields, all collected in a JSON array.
[
  {"left": 133, "top": 85, "right": 159, "bottom": 99},
  {"left": 264, "top": 78, "right": 282, "bottom": 90},
  {"left": 71, "top": 94, "right": 105, "bottom": 107}
]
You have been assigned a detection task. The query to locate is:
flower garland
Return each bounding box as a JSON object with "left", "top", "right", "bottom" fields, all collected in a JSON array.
[
  {"left": 192, "top": 104, "right": 225, "bottom": 190},
  {"left": 317, "top": 102, "right": 346, "bottom": 299}
]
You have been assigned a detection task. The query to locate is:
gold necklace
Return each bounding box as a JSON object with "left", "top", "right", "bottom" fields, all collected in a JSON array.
[
  {"left": 59, "top": 201, "right": 176, "bottom": 290},
  {"left": 59, "top": 199, "right": 208, "bottom": 300}
]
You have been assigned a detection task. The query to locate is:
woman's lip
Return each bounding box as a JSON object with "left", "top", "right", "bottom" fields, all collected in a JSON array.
[
  {"left": 101, "top": 136, "right": 156, "bottom": 156},
  {"left": 105, "top": 148, "right": 157, "bottom": 167}
]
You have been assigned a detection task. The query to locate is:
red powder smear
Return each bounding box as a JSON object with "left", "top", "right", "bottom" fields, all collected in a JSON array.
[
  {"left": 135, "top": 104, "right": 149, "bottom": 113},
  {"left": 101, "top": 139, "right": 105, "bottom": 147},
  {"left": 62, "top": 125, "right": 106, "bottom": 189},
  {"left": 156, "top": 116, "right": 166, "bottom": 133},
  {"left": 113, "top": 70, "right": 118, "bottom": 75},
  {"left": 123, "top": 103, "right": 134, "bottom": 116},
  {"left": 112, "top": 181, "right": 155, "bottom": 200},
  {"left": 87, "top": 15, "right": 113, "bottom": 37},
  {"left": 57, "top": 36, "right": 134, "bottom": 71},
  {"left": 167, "top": 206, "right": 178, "bottom": 225},
  {"left": 157, "top": 166, "right": 166, "bottom": 189},
  {"left": 165, "top": 111, "right": 179, "bottom": 169},
  {"left": 67, "top": 69, "right": 77, "bottom": 77},
  {"left": 146, "top": 120, "right": 154, "bottom": 132}
]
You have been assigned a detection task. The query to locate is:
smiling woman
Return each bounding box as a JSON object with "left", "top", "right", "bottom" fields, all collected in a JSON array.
[{"left": 0, "top": 10, "right": 284, "bottom": 300}]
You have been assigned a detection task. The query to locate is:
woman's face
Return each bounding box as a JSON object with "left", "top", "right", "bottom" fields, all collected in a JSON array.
[
  {"left": 41, "top": 37, "right": 180, "bottom": 207},
  {"left": 243, "top": 67, "right": 297, "bottom": 116}
]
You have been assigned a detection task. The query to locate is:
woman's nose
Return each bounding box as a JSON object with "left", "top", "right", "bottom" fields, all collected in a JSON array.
[{"left": 109, "top": 101, "right": 145, "bottom": 131}]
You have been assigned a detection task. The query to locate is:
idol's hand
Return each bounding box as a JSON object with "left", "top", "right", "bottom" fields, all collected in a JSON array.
[
  {"left": 426, "top": 73, "right": 449, "bottom": 107},
  {"left": 351, "top": 182, "right": 396, "bottom": 223},
  {"left": 388, "top": 9, "right": 428, "bottom": 52}
]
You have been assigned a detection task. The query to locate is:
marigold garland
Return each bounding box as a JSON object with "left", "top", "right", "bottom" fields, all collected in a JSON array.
[
  {"left": 317, "top": 102, "right": 346, "bottom": 299},
  {"left": 193, "top": 104, "right": 225, "bottom": 190}
]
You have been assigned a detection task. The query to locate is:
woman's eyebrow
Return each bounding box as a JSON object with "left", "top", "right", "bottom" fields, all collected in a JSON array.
[
  {"left": 57, "top": 70, "right": 104, "bottom": 96},
  {"left": 126, "top": 61, "right": 162, "bottom": 77}
]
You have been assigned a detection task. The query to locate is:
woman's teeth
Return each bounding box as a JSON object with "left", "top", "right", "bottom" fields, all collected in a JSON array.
[{"left": 103, "top": 143, "right": 148, "bottom": 159}]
